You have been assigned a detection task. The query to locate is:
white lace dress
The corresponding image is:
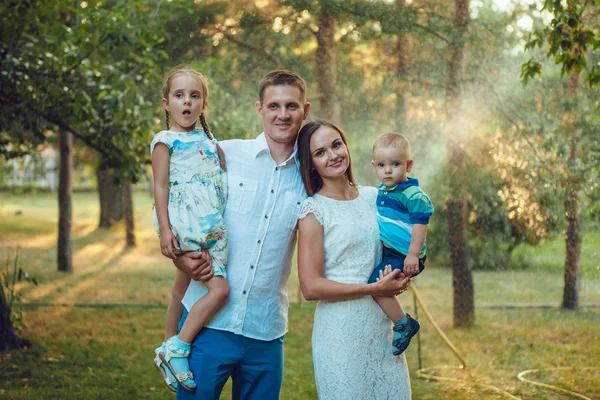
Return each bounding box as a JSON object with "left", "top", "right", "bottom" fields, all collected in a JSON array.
[{"left": 298, "top": 186, "right": 412, "bottom": 400}]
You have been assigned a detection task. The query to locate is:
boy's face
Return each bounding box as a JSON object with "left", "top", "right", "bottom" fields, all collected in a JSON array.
[
  {"left": 371, "top": 147, "right": 413, "bottom": 187},
  {"left": 256, "top": 84, "right": 310, "bottom": 148}
]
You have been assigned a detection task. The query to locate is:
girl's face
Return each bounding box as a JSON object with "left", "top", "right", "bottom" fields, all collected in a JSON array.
[
  {"left": 309, "top": 125, "right": 350, "bottom": 181},
  {"left": 162, "top": 74, "right": 206, "bottom": 132}
]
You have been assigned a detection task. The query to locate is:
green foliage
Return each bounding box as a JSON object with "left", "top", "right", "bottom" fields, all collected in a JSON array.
[
  {"left": 522, "top": 1, "right": 600, "bottom": 89},
  {"left": 0, "top": 0, "right": 169, "bottom": 181},
  {"left": 1, "top": 247, "right": 38, "bottom": 332}
]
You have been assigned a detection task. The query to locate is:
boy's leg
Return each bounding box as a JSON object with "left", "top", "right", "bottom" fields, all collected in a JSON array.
[
  {"left": 176, "top": 310, "right": 242, "bottom": 400},
  {"left": 231, "top": 336, "right": 284, "bottom": 400},
  {"left": 374, "top": 296, "right": 406, "bottom": 322}
]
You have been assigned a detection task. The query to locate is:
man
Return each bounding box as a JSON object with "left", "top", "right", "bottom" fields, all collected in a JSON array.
[{"left": 173, "top": 70, "right": 407, "bottom": 400}]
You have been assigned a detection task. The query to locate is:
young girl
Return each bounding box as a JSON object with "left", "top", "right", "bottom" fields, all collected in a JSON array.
[{"left": 151, "top": 67, "right": 229, "bottom": 392}]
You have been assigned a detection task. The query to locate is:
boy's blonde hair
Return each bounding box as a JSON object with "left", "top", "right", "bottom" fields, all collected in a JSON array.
[{"left": 373, "top": 132, "right": 411, "bottom": 159}]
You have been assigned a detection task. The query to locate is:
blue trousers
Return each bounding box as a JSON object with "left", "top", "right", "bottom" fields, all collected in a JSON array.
[{"left": 176, "top": 309, "right": 284, "bottom": 400}]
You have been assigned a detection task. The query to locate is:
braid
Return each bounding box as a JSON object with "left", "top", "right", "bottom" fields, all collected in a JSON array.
[
  {"left": 165, "top": 110, "right": 170, "bottom": 129},
  {"left": 199, "top": 113, "right": 227, "bottom": 172},
  {"left": 199, "top": 114, "right": 212, "bottom": 139}
]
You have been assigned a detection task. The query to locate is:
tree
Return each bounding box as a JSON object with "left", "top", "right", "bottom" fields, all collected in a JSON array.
[
  {"left": 445, "top": 0, "right": 474, "bottom": 327},
  {"left": 57, "top": 130, "right": 73, "bottom": 272},
  {"left": 522, "top": 0, "right": 600, "bottom": 309}
]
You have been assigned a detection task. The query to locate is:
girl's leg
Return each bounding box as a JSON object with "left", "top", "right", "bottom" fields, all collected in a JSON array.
[
  {"left": 178, "top": 276, "right": 229, "bottom": 343},
  {"left": 165, "top": 269, "right": 190, "bottom": 340}
]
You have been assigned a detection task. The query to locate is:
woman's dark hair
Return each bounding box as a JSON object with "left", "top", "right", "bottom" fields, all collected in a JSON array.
[{"left": 297, "top": 119, "right": 355, "bottom": 196}]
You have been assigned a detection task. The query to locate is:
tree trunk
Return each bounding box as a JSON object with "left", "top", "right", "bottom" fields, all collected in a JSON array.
[
  {"left": 57, "top": 130, "right": 73, "bottom": 273},
  {"left": 395, "top": 0, "right": 410, "bottom": 130},
  {"left": 0, "top": 283, "right": 21, "bottom": 352},
  {"left": 316, "top": 11, "right": 340, "bottom": 123},
  {"left": 97, "top": 164, "right": 123, "bottom": 228},
  {"left": 446, "top": 0, "right": 474, "bottom": 327},
  {"left": 122, "top": 181, "right": 136, "bottom": 247},
  {"left": 562, "top": 70, "right": 583, "bottom": 310}
]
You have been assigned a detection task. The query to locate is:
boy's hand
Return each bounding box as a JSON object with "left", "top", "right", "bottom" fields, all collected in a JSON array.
[
  {"left": 160, "top": 230, "right": 180, "bottom": 260},
  {"left": 404, "top": 254, "right": 419, "bottom": 277}
]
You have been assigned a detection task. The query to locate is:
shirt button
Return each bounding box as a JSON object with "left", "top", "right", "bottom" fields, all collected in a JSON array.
[
  {"left": 264, "top": 215, "right": 268, "bottom": 219},
  {"left": 381, "top": 201, "right": 384, "bottom": 205},
  {"left": 243, "top": 290, "right": 247, "bottom": 295},
  {"left": 297, "top": 201, "right": 301, "bottom": 205},
  {"left": 239, "top": 183, "right": 243, "bottom": 187},
  {"left": 271, "top": 189, "right": 275, "bottom": 193},
  {"left": 257, "top": 240, "right": 261, "bottom": 244},
  {"left": 250, "top": 265, "right": 254, "bottom": 269},
  {"left": 275, "top": 167, "right": 279, "bottom": 171}
]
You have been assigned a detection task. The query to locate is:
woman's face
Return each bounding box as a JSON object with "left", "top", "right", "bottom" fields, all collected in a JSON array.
[{"left": 309, "top": 125, "right": 350, "bottom": 180}]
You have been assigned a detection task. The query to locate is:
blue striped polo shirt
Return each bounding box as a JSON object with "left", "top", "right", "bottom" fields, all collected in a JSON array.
[{"left": 376, "top": 178, "right": 434, "bottom": 258}]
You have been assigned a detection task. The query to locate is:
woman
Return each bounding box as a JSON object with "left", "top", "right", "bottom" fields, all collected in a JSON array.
[{"left": 297, "top": 120, "right": 412, "bottom": 400}]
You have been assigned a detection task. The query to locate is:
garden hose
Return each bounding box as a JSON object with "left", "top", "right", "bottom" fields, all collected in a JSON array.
[
  {"left": 410, "top": 281, "right": 599, "bottom": 399},
  {"left": 517, "top": 367, "right": 600, "bottom": 400},
  {"left": 409, "top": 281, "right": 521, "bottom": 399}
]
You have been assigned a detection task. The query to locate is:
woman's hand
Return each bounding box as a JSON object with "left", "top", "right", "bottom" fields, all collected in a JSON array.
[
  {"left": 160, "top": 230, "right": 180, "bottom": 259},
  {"left": 373, "top": 265, "right": 411, "bottom": 297}
]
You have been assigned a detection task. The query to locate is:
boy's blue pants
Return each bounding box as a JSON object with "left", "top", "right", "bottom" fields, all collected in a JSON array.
[{"left": 176, "top": 309, "right": 284, "bottom": 400}]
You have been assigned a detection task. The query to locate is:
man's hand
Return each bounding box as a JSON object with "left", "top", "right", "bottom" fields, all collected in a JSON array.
[
  {"left": 173, "top": 249, "right": 213, "bottom": 281},
  {"left": 374, "top": 265, "right": 411, "bottom": 297},
  {"left": 403, "top": 254, "right": 419, "bottom": 277}
]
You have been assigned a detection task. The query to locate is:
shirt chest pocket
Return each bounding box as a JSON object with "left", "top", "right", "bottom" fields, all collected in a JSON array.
[
  {"left": 228, "top": 175, "right": 258, "bottom": 215},
  {"left": 281, "top": 191, "right": 304, "bottom": 230}
]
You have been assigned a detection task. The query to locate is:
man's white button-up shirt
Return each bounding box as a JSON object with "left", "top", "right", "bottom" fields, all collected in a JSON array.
[{"left": 181, "top": 133, "right": 307, "bottom": 341}]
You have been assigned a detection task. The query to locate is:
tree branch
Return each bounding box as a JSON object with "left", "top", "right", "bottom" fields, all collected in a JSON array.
[{"left": 484, "top": 77, "right": 558, "bottom": 181}]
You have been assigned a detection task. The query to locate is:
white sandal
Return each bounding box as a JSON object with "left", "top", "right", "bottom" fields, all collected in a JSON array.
[{"left": 159, "top": 339, "right": 196, "bottom": 392}]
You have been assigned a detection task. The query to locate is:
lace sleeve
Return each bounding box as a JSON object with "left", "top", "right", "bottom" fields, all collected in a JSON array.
[{"left": 298, "top": 198, "right": 324, "bottom": 226}]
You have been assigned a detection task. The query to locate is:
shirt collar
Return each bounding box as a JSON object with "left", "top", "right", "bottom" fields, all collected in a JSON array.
[
  {"left": 378, "top": 177, "right": 419, "bottom": 192},
  {"left": 253, "top": 132, "right": 299, "bottom": 167},
  {"left": 252, "top": 132, "right": 270, "bottom": 158}
]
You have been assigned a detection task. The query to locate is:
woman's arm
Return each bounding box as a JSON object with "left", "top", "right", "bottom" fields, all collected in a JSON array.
[
  {"left": 298, "top": 214, "right": 410, "bottom": 301},
  {"left": 151, "top": 143, "right": 179, "bottom": 259}
]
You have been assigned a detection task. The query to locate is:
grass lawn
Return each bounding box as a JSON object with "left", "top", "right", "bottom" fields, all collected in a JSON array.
[{"left": 0, "top": 191, "right": 599, "bottom": 399}]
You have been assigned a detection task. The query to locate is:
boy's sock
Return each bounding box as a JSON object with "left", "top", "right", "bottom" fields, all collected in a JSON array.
[{"left": 395, "top": 314, "right": 409, "bottom": 326}]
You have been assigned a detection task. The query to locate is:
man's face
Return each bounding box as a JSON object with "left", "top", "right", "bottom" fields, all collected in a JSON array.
[{"left": 256, "top": 84, "right": 310, "bottom": 147}]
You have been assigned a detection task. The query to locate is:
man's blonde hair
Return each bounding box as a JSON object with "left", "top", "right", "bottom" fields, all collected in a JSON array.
[{"left": 373, "top": 132, "right": 411, "bottom": 159}]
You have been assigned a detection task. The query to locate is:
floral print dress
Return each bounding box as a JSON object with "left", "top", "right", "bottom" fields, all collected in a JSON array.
[{"left": 151, "top": 130, "right": 228, "bottom": 276}]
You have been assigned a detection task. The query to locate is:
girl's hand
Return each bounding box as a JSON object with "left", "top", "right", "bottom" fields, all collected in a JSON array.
[{"left": 160, "top": 230, "right": 179, "bottom": 259}]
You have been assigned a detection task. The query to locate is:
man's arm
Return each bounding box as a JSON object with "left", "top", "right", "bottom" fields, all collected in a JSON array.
[{"left": 173, "top": 250, "right": 214, "bottom": 281}]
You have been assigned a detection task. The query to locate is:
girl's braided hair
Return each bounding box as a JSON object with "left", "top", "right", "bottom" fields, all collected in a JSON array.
[{"left": 161, "top": 67, "right": 226, "bottom": 171}]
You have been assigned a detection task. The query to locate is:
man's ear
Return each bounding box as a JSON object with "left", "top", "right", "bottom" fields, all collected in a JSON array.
[
  {"left": 406, "top": 159, "right": 414, "bottom": 172},
  {"left": 256, "top": 100, "right": 263, "bottom": 118},
  {"left": 303, "top": 102, "right": 311, "bottom": 119}
]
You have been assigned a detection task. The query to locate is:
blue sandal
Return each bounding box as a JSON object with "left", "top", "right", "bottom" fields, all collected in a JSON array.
[
  {"left": 392, "top": 314, "right": 420, "bottom": 356},
  {"left": 153, "top": 343, "right": 179, "bottom": 392}
]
